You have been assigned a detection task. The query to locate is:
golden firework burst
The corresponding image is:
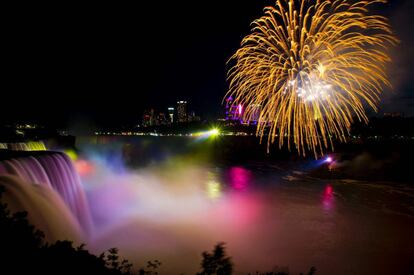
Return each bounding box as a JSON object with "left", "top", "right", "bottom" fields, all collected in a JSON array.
[{"left": 227, "top": 0, "right": 398, "bottom": 157}]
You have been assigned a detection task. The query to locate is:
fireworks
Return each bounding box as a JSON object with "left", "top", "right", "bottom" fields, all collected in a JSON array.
[{"left": 227, "top": 0, "right": 398, "bottom": 157}]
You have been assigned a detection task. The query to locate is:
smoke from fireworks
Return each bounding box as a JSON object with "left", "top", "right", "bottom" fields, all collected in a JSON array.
[{"left": 227, "top": 0, "right": 398, "bottom": 156}]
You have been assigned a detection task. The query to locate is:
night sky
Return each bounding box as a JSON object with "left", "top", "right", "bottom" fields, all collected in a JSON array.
[{"left": 2, "top": 0, "right": 413, "bottom": 128}]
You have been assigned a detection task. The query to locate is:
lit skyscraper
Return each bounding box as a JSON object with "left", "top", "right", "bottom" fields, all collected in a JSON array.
[
  {"left": 168, "top": 107, "right": 174, "bottom": 123},
  {"left": 177, "top": 101, "right": 187, "bottom": 123}
]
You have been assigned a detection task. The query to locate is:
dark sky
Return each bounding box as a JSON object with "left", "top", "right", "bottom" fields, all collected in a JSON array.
[{"left": 2, "top": 0, "right": 413, "bottom": 128}]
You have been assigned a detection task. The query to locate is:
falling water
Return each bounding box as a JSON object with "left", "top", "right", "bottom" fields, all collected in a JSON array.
[
  {"left": 0, "top": 141, "right": 47, "bottom": 151},
  {"left": 0, "top": 175, "right": 83, "bottom": 243},
  {"left": 0, "top": 152, "right": 92, "bottom": 240}
]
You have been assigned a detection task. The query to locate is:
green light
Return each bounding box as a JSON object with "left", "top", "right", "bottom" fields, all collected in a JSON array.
[
  {"left": 210, "top": 128, "right": 220, "bottom": 136},
  {"left": 64, "top": 149, "right": 78, "bottom": 161}
]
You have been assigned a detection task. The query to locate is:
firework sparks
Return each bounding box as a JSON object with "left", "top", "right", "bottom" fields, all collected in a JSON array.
[{"left": 227, "top": 0, "right": 398, "bottom": 157}]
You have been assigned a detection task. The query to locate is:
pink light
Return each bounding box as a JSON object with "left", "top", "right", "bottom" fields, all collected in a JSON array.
[
  {"left": 208, "top": 193, "right": 262, "bottom": 227},
  {"left": 326, "top": 156, "right": 332, "bottom": 163},
  {"left": 74, "top": 159, "right": 94, "bottom": 176},
  {"left": 325, "top": 185, "right": 333, "bottom": 195},
  {"left": 238, "top": 104, "right": 243, "bottom": 116},
  {"left": 228, "top": 167, "right": 251, "bottom": 191},
  {"left": 322, "top": 184, "right": 334, "bottom": 211}
]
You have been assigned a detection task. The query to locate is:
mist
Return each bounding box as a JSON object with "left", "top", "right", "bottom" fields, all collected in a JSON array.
[{"left": 68, "top": 138, "right": 413, "bottom": 275}]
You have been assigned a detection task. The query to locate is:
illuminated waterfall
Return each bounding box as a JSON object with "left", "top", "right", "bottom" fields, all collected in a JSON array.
[
  {"left": 0, "top": 141, "right": 47, "bottom": 151},
  {"left": 0, "top": 152, "right": 92, "bottom": 241},
  {"left": 0, "top": 175, "right": 84, "bottom": 243}
]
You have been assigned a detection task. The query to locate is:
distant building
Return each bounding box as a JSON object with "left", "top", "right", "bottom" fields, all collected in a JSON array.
[
  {"left": 142, "top": 109, "right": 155, "bottom": 127},
  {"left": 384, "top": 112, "right": 404, "bottom": 118},
  {"left": 177, "top": 101, "right": 187, "bottom": 123},
  {"left": 15, "top": 124, "right": 38, "bottom": 129},
  {"left": 188, "top": 111, "right": 201, "bottom": 122},
  {"left": 225, "top": 96, "right": 243, "bottom": 122},
  {"left": 168, "top": 107, "right": 174, "bottom": 123},
  {"left": 157, "top": 112, "right": 169, "bottom": 125}
]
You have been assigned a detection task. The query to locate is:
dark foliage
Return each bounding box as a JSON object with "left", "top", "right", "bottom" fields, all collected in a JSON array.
[
  {"left": 0, "top": 185, "right": 134, "bottom": 275},
  {"left": 138, "top": 260, "right": 162, "bottom": 275},
  {"left": 252, "top": 266, "right": 316, "bottom": 275},
  {"left": 198, "top": 242, "right": 233, "bottom": 275}
]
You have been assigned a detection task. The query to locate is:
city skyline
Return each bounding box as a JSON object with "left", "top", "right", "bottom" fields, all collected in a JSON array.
[
  {"left": 141, "top": 100, "right": 202, "bottom": 127},
  {"left": 1, "top": 0, "right": 413, "bottom": 129}
]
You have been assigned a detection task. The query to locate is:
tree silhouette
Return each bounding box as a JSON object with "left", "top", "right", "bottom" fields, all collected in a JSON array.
[
  {"left": 138, "top": 260, "right": 162, "bottom": 275},
  {"left": 198, "top": 242, "right": 233, "bottom": 275},
  {"left": 0, "top": 185, "right": 132, "bottom": 275},
  {"left": 252, "top": 266, "right": 316, "bottom": 275}
]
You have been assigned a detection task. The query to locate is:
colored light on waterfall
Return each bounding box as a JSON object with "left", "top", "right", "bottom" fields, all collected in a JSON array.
[{"left": 65, "top": 149, "right": 78, "bottom": 161}]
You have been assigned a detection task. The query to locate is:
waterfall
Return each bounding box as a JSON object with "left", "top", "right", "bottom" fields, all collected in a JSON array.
[
  {"left": 0, "top": 141, "right": 47, "bottom": 151},
  {"left": 0, "top": 152, "right": 92, "bottom": 241},
  {"left": 0, "top": 175, "right": 84, "bottom": 243}
]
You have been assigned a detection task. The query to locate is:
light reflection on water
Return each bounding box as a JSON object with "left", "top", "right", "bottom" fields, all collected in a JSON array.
[
  {"left": 75, "top": 138, "right": 414, "bottom": 275},
  {"left": 228, "top": 166, "right": 251, "bottom": 191},
  {"left": 322, "top": 184, "right": 334, "bottom": 212},
  {"left": 206, "top": 179, "right": 222, "bottom": 199}
]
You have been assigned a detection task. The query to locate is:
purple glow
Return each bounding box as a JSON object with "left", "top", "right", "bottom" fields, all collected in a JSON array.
[
  {"left": 0, "top": 153, "right": 93, "bottom": 238},
  {"left": 326, "top": 156, "right": 333, "bottom": 163}
]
